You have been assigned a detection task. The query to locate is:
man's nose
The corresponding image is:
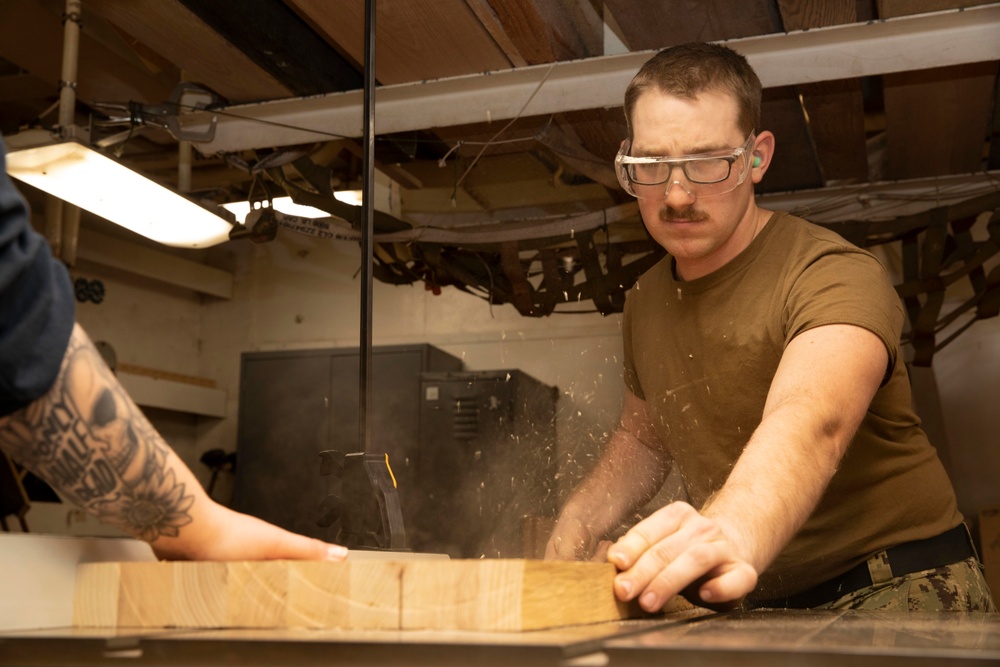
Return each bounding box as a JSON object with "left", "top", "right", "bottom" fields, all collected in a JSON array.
[{"left": 663, "top": 179, "right": 696, "bottom": 206}]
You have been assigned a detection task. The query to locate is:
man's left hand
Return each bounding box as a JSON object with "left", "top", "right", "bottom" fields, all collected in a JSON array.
[{"left": 606, "top": 501, "right": 757, "bottom": 612}]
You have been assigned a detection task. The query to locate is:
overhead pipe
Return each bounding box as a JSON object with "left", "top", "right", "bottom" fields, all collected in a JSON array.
[
  {"left": 56, "top": 0, "right": 82, "bottom": 266},
  {"left": 177, "top": 71, "right": 192, "bottom": 192},
  {"left": 58, "top": 0, "right": 81, "bottom": 135}
]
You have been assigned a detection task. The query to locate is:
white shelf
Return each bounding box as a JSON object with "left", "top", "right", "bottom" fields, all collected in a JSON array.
[{"left": 118, "top": 371, "right": 227, "bottom": 418}]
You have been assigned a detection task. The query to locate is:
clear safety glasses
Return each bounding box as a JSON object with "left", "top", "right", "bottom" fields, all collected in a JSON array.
[{"left": 615, "top": 132, "right": 756, "bottom": 199}]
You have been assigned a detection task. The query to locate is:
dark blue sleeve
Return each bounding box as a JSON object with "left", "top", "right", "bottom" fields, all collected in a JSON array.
[{"left": 0, "top": 135, "right": 76, "bottom": 417}]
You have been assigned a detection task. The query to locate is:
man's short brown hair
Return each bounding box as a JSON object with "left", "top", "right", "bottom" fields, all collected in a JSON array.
[{"left": 624, "top": 42, "right": 762, "bottom": 139}]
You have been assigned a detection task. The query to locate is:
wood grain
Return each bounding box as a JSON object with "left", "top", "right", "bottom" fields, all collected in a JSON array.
[
  {"left": 84, "top": 0, "right": 292, "bottom": 102},
  {"left": 74, "top": 559, "right": 644, "bottom": 631},
  {"left": 776, "top": 0, "right": 868, "bottom": 184},
  {"left": 286, "top": 0, "right": 512, "bottom": 84},
  {"left": 877, "top": 0, "right": 998, "bottom": 181}
]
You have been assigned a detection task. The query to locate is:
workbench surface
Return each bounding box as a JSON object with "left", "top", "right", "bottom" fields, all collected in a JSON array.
[
  {"left": 1, "top": 535, "right": 997, "bottom": 666},
  {"left": 2, "top": 609, "right": 998, "bottom": 666}
]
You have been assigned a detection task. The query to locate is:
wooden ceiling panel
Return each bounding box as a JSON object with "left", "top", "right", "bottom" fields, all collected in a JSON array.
[
  {"left": 877, "top": 0, "right": 997, "bottom": 13},
  {"left": 464, "top": 0, "right": 603, "bottom": 65},
  {"left": 0, "top": 72, "right": 55, "bottom": 104},
  {"left": 176, "top": 0, "right": 362, "bottom": 96},
  {"left": 0, "top": 0, "right": 174, "bottom": 109},
  {"left": 84, "top": 0, "right": 292, "bottom": 103},
  {"left": 882, "top": 62, "right": 997, "bottom": 180},
  {"left": 796, "top": 78, "right": 868, "bottom": 183},
  {"left": 285, "top": 0, "right": 513, "bottom": 84},
  {"left": 990, "top": 80, "right": 1000, "bottom": 171},
  {"left": 758, "top": 88, "right": 825, "bottom": 194},
  {"left": 776, "top": 0, "right": 867, "bottom": 183},
  {"left": 605, "top": 0, "right": 781, "bottom": 50},
  {"left": 879, "top": 0, "right": 997, "bottom": 181},
  {"left": 557, "top": 108, "right": 628, "bottom": 164}
]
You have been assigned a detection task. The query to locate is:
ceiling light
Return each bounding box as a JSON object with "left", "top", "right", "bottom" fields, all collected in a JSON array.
[
  {"left": 221, "top": 196, "right": 328, "bottom": 223},
  {"left": 5, "top": 130, "right": 233, "bottom": 248},
  {"left": 221, "top": 191, "right": 362, "bottom": 223},
  {"left": 334, "top": 190, "right": 363, "bottom": 207}
]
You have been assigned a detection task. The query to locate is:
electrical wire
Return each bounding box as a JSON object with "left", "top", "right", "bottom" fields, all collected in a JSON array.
[{"left": 449, "top": 65, "right": 556, "bottom": 204}]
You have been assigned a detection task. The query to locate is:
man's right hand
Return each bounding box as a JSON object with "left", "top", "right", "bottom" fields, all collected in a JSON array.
[{"left": 544, "top": 516, "right": 611, "bottom": 561}]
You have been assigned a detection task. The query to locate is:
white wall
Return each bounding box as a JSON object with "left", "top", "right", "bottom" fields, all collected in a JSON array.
[{"left": 928, "top": 317, "right": 1000, "bottom": 524}]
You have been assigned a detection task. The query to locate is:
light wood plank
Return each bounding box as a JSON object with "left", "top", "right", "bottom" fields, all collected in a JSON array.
[
  {"left": 74, "top": 559, "right": 644, "bottom": 632},
  {"left": 73, "top": 563, "right": 123, "bottom": 628},
  {"left": 287, "top": 561, "right": 402, "bottom": 630},
  {"left": 228, "top": 561, "right": 288, "bottom": 628},
  {"left": 402, "top": 560, "right": 526, "bottom": 631},
  {"left": 172, "top": 561, "right": 227, "bottom": 628},
  {"left": 119, "top": 562, "right": 173, "bottom": 628}
]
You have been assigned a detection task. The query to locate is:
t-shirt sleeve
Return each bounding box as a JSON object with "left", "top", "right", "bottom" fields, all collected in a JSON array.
[
  {"left": 784, "top": 238, "right": 903, "bottom": 380},
  {"left": 0, "top": 135, "right": 76, "bottom": 417}
]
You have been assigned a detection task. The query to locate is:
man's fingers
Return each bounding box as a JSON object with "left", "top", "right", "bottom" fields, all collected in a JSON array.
[
  {"left": 607, "top": 502, "right": 758, "bottom": 612},
  {"left": 616, "top": 537, "right": 726, "bottom": 610},
  {"left": 696, "top": 562, "right": 757, "bottom": 605},
  {"left": 592, "top": 540, "right": 613, "bottom": 562},
  {"left": 608, "top": 501, "right": 690, "bottom": 570}
]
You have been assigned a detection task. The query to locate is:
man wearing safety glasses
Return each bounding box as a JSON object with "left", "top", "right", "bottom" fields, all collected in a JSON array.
[{"left": 546, "top": 43, "right": 994, "bottom": 613}]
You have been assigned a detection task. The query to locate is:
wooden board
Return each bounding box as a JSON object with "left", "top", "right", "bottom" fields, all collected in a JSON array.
[
  {"left": 878, "top": 0, "right": 998, "bottom": 181},
  {"left": 0, "top": 0, "right": 174, "bottom": 106},
  {"left": 74, "top": 559, "right": 648, "bottom": 632},
  {"left": 287, "top": 0, "right": 513, "bottom": 84},
  {"left": 776, "top": 0, "right": 868, "bottom": 184},
  {"left": 84, "top": 0, "right": 292, "bottom": 103},
  {"left": 605, "top": 0, "right": 780, "bottom": 49}
]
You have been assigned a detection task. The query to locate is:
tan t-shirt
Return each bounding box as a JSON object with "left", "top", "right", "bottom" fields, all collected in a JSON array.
[{"left": 622, "top": 210, "right": 961, "bottom": 599}]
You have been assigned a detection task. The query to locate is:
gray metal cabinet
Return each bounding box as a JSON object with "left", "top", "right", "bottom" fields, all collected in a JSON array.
[
  {"left": 234, "top": 344, "right": 462, "bottom": 540},
  {"left": 414, "top": 370, "right": 559, "bottom": 558}
]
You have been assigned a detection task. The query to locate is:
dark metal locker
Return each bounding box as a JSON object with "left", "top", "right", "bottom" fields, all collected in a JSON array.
[
  {"left": 413, "top": 370, "right": 560, "bottom": 558},
  {"left": 234, "top": 344, "right": 462, "bottom": 540}
]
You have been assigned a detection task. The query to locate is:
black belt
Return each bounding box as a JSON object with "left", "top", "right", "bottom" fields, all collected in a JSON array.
[{"left": 750, "top": 523, "right": 975, "bottom": 610}]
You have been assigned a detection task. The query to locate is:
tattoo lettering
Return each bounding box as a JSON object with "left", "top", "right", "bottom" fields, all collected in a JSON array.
[
  {"left": 73, "top": 458, "right": 118, "bottom": 504},
  {"left": 0, "top": 327, "right": 194, "bottom": 543}
]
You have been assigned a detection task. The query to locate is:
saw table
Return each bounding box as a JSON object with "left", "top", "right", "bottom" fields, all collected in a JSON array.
[
  {"left": 4, "top": 609, "right": 999, "bottom": 666},
  {"left": 1, "top": 534, "right": 997, "bottom": 666}
]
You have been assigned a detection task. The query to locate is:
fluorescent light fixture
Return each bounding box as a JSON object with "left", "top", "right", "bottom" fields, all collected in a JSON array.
[
  {"left": 221, "top": 191, "right": 361, "bottom": 223},
  {"left": 221, "top": 196, "right": 326, "bottom": 222},
  {"left": 334, "top": 189, "right": 363, "bottom": 207},
  {"left": 5, "top": 131, "right": 233, "bottom": 248}
]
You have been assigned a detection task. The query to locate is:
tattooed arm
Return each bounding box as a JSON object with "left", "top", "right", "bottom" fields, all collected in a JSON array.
[{"left": 0, "top": 322, "right": 348, "bottom": 562}]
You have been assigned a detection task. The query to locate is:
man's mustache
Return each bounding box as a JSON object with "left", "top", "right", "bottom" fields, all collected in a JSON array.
[{"left": 659, "top": 206, "right": 708, "bottom": 222}]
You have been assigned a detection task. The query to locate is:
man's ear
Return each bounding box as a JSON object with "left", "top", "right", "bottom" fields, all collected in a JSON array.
[{"left": 750, "top": 130, "right": 775, "bottom": 184}]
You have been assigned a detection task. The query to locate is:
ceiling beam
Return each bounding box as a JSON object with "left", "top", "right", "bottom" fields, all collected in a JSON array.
[{"left": 184, "top": 5, "right": 1000, "bottom": 154}]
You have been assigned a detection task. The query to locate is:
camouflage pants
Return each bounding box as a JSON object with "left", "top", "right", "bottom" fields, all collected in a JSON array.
[{"left": 815, "top": 557, "right": 997, "bottom": 613}]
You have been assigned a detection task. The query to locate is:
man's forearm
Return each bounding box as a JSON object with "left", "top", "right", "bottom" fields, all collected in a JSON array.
[
  {"left": 701, "top": 325, "right": 886, "bottom": 574},
  {"left": 701, "top": 400, "right": 853, "bottom": 573},
  {"left": 0, "top": 323, "right": 200, "bottom": 542},
  {"left": 560, "top": 427, "right": 671, "bottom": 540}
]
